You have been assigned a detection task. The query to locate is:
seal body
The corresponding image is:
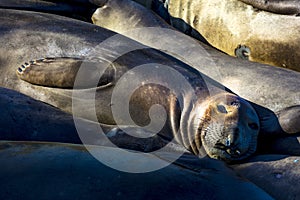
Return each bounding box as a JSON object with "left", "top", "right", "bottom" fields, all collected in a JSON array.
[
  {"left": 16, "top": 56, "right": 260, "bottom": 162},
  {"left": 0, "top": 141, "right": 274, "bottom": 200}
]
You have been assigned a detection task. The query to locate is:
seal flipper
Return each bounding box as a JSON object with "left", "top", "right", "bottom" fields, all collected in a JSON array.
[
  {"left": 276, "top": 105, "right": 300, "bottom": 134},
  {"left": 16, "top": 57, "right": 115, "bottom": 89},
  {"left": 250, "top": 102, "right": 300, "bottom": 155}
]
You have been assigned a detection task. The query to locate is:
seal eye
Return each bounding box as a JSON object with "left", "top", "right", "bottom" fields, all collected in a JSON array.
[
  {"left": 217, "top": 105, "right": 228, "bottom": 113},
  {"left": 248, "top": 123, "right": 259, "bottom": 130}
]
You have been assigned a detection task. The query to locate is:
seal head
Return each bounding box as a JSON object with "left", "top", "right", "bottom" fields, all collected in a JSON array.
[{"left": 192, "top": 93, "right": 260, "bottom": 162}]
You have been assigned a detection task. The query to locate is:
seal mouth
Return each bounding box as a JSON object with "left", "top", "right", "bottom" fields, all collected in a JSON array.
[{"left": 214, "top": 142, "right": 241, "bottom": 158}]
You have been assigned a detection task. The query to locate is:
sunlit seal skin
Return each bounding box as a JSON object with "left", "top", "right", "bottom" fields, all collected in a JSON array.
[
  {"left": 0, "top": 141, "right": 274, "bottom": 200},
  {"left": 239, "top": 0, "right": 300, "bottom": 15},
  {"left": 0, "top": 9, "right": 263, "bottom": 162},
  {"left": 165, "top": 0, "right": 300, "bottom": 71}
]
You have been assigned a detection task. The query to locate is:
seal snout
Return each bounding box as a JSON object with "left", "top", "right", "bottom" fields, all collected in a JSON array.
[{"left": 214, "top": 127, "right": 242, "bottom": 157}]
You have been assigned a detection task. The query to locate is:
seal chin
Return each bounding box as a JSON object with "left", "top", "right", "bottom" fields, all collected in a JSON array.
[
  {"left": 214, "top": 142, "right": 241, "bottom": 157},
  {"left": 208, "top": 144, "right": 251, "bottom": 162}
]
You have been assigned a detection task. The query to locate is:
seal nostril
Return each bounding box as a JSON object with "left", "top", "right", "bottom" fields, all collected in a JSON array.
[
  {"left": 225, "top": 138, "right": 231, "bottom": 147},
  {"left": 217, "top": 105, "right": 228, "bottom": 114}
]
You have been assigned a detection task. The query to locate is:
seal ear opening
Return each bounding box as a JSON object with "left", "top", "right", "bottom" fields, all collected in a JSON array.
[{"left": 16, "top": 57, "right": 115, "bottom": 89}]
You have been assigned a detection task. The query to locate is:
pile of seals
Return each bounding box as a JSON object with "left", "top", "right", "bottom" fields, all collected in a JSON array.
[{"left": 0, "top": 1, "right": 299, "bottom": 199}]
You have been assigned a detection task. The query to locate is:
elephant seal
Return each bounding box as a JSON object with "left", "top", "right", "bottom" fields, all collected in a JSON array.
[
  {"left": 0, "top": 9, "right": 262, "bottom": 162},
  {"left": 239, "top": 0, "right": 300, "bottom": 15},
  {"left": 0, "top": 141, "right": 274, "bottom": 200},
  {"left": 16, "top": 56, "right": 260, "bottom": 162},
  {"left": 164, "top": 0, "right": 300, "bottom": 71}
]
